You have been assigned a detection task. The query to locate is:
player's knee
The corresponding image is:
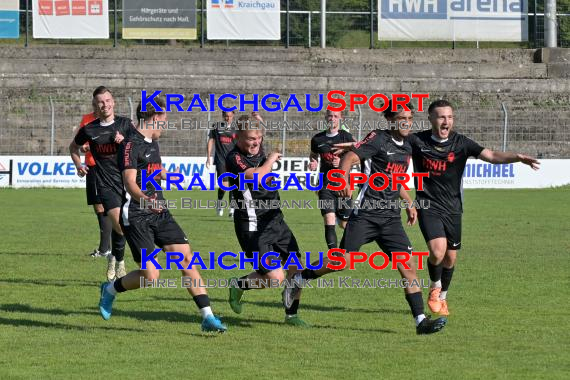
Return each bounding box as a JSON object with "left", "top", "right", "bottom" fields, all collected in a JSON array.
[{"left": 143, "top": 269, "right": 160, "bottom": 281}]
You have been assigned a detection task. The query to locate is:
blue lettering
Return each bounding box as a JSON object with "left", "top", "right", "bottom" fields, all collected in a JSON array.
[
  {"left": 218, "top": 251, "right": 237, "bottom": 270},
  {"left": 283, "top": 94, "right": 303, "bottom": 112},
  {"left": 262, "top": 93, "right": 281, "bottom": 112},
  {"left": 305, "top": 173, "right": 322, "bottom": 191},
  {"left": 17, "top": 162, "right": 28, "bottom": 175},
  {"left": 306, "top": 251, "right": 324, "bottom": 270},
  {"left": 140, "top": 248, "right": 163, "bottom": 270},
  {"left": 66, "top": 163, "right": 75, "bottom": 175},
  {"left": 186, "top": 94, "right": 207, "bottom": 112},
  {"left": 305, "top": 94, "right": 324, "bottom": 112},
  {"left": 239, "top": 94, "right": 259, "bottom": 112},
  {"left": 283, "top": 173, "right": 303, "bottom": 191},
  {"left": 239, "top": 173, "right": 259, "bottom": 191},
  {"left": 282, "top": 253, "right": 303, "bottom": 270},
  {"left": 261, "top": 251, "right": 281, "bottom": 271},
  {"left": 141, "top": 90, "right": 162, "bottom": 112},
  {"left": 186, "top": 173, "right": 206, "bottom": 191},
  {"left": 166, "top": 251, "right": 184, "bottom": 270},
  {"left": 218, "top": 94, "right": 238, "bottom": 112},
  {"left": 187, "top": 252, "right": 207, "bottom": 270},
  {"left": 29, "top": 163, "right": 41, "bottom": 176},
  {"left": 239, "top": 251, "right": 258, "bottom": 270},
  {"left": 219, "top": 173, "right": 237, "bottom": 190},
  {"left": 141, "top": 169, "right": 162, "bottom": 191},
  {"left": 262, "top": 173, "right": 280, "bottom": 190},
  {"left": 166, "top": 94, "right": 184, "bottom": 112}
]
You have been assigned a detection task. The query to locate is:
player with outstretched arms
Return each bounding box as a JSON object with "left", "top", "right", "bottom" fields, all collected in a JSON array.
[{"left": 409, "top": 99, "right": 540, "bottom": 317}]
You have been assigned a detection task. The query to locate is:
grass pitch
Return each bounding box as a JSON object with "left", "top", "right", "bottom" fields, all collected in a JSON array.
[{"left": 0, "top": 187, "right": 568, "bottom": 379}]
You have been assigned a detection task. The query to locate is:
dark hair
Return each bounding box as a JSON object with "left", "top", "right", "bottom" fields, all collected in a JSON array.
[
  {"left": 136, "top": 96, "right": 166, "bottom": 122},
  {"left": 383, "top": 100, "right": 414, "bottom": 119},
  {"left": 222, "top": 110, "right": 234, "bottom": 117},
  {"left": 92, "top": 86, "right": 111, "bottom": 98},
  {"left": 428, "top": 99, "right": 454, "bottom": 115}
]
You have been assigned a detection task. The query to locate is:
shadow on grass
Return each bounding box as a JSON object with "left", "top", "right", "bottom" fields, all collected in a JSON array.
[
  {"left": 207, "top": 297, "right": 409, "bottom": 315},
  {"left": 0, "top": 278, "right": 99, "bottom": 287},
  {"left": 0, "top": 251, "right": 69, "bottom": 257},
  {"left": 0, "top": 317, "right": 145, "bottom": 332}
]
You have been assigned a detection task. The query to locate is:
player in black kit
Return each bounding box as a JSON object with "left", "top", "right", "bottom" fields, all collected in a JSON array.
[
  {"left": 291, "top": 101, "right": 447, "bottom": 335},
  {"left": 97, "top": 97, "right": 227, "bottom": 333},
  {"left": 70, "top": 86, "right": 132, "bottom": 282},
  {"left": 206, "top": 110, "right": 237, "bottom": 217},
  {"left": 409, "top": 100, "right": 540, "bottom": 317},
  {"left": 226, "top": 115, "right": 308, "bottom": 327},
  {"left": 309, "top": 109, "right": 355, "bottom": 249}
]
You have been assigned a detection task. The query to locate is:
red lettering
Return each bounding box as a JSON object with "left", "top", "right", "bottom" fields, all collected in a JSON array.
[
  {"left": 391, "top": 173, "right": 410, "bottom": 190},
  {"left": 326, "top": 91, "right": 346, "bottom": 112},
  {"left": 368, "top": 173, "right": 389, "bottom": 191},
  {"left": 411, "top": 93, "right": 429, "bottom": 112},
  {"left": 412, "top": 251, "right": 429, "bottom": 270},
  {"left": 392, "top": 252, "right": 411, "bottom": 270},
  {"left": 348, "top": 251, "right": 367, "bottom": 270},
  {"left": 369, "top": 251, "right": 390, "bottom": 270},
  {"left": 392, "top": 94, "right": 411, "bottom": 111},
  {"left": 348, "top": 172, "right": 367, "bottom": 191},
  {"left": 326, "top": 169, "right": 346, "bottom": 191},
  {"left": 349, "top": 94, "right": 367, "bottom": 112},
  {"left": 326, "top": 248, "right": 347, "bottom": 270},
  {"left": 368, "top": 93, "right": 390, "bottom": 112},
  {"left": 412, "top": 172, "right": 429, "bottom": 191}
]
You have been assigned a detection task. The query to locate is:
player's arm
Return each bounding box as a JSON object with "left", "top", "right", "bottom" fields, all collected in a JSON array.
[
  {"left": 478, "top": 149, "right": 540, "bottom": 170},
  {"left": 160, "top": 166, "right": 179, "bottom": 180},
  {"left": 243, "top": 152, "right": 282, "bottom": 184},
  {"left": 309, "top": 151, "right": 319, "bottom": 171},
  {"left": 123, "top": 169, "right": 151, "bottom": 204},
  {"left": 399, "top": 186, "right": 417, "bottom": 226},
  {"left": 338, "top": 151, "right": 360, "bottom": 198},
  {"left": 69, "top": 129, "right": 89, "bottom": 177},
  {"left": 206, "top": 136, "right": 215, "bottom": 169}
]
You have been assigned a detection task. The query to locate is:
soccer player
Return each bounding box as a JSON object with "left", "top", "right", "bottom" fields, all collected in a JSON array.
[
  {"left": 97, "top": 97, "right": 227, "bottom": 333},
  {"left": 77, "top": 108, "right": 112, "bottom": 258},
  {"left": 226, "top": 115, "right": 308, "bottom": 327},
  {"left": 409, "top": 99, "right": 540, "bottom": 317},
  {"left": 292, "top": 101, "right": 448, "bottom": 335},
  {"left": 70, "top": 86, "right": 132, "bottom": 281},
  {"left": 206, "top": 110, "right": 237, "bottom": 217},
  {"left": 309, "top": 109, "right": 355, "bottom": 249}
]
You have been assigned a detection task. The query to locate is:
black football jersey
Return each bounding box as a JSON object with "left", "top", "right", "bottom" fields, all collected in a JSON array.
[
  {"left": 226, "top": 146, "right": 282, "bottom": 231},
  {"left": 209, "top": 122, "right": 237, "bottom": 165},
  {"left": 351, "top": 130, "right": 412, "bottom": 217},
  {"left": 74, "top": 116, "right": 134, "bottom": 196},
  {"left": 310, "top": 129, "right": 355, "bottom": 186},
  {"left": 119, "top": 130, "right": 164, "bottom": 220},
  {"left": 409, "top": 130, "right": 484, "bottom": 214}
]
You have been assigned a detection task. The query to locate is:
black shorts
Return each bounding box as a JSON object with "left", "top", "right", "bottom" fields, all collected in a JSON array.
[
  {"left": 235, "top": 216, "right": 300, "bottom": 275},
  {"left": 418, "top": 209, "right": 462, "bottom": 250},
  {"left": 99, "top": 188, "right": 123, "bottom": 212},
  {"left": 318, "top": 189, "right": 353, "bottom": 221},
  {"left": 85, "top": 166, "right": 101, "bottom": 206},
  {"left": 339, "top": 212, "right": 412, "bottom": 260},
  {"left": 122, "top": 211, "right": 188, "bottom": 263},
  {"left": 215, "top": 161, "right": 227, "bottom": 178}
]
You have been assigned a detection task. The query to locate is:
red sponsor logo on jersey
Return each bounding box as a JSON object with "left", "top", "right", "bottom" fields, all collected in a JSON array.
[
  {"left": 147, "top": 162, "right": 162, "bottom": 180},
  {"left": 354, "top": 131, "right": 376, "bottom": 149},
  {"left": 385, "top": 162, "right": 408, "bottom": 173},
  {"left": 322, "top": 152, "right": 336, "bottom": 163},
  {"left": 220, "top": 136, "right": 234, "bottom": 144},
  {"left": 448, "top": 152, "right": 455, "bottom": 163},
  {"left": 96, "top": 144, "right": 117, "bottom": 155},
  {"left": 422, "top": 157, "right": 447, "bottom": 173},
  {"left": 123, "top": 142, "right": 132, "bottom": 167},
  {"left": 235, "top": 155, "right": 248, "bottom": 170}
]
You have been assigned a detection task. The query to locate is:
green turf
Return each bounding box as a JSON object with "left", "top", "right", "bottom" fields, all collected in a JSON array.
[{"left": 0, "top": 187, "right": 568, "bottom": 379}]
